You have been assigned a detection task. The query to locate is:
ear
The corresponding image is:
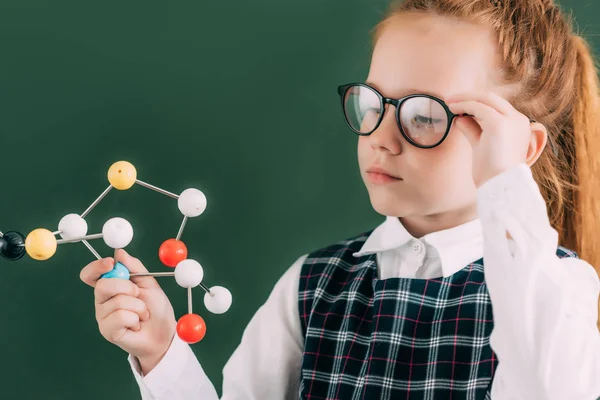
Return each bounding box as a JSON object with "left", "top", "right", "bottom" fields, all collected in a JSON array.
[{"left": 525, "top": 121, "right": 549, "bottom": 166}]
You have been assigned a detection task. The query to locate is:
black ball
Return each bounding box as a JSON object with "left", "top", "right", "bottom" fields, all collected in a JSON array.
[{"left": 0, "top": 231, "right": 26, "bottom": 261}]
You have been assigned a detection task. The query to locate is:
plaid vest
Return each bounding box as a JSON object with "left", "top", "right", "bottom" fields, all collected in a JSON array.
[{"left": 298, "top": 231, "right": 578, "bottom": 399}]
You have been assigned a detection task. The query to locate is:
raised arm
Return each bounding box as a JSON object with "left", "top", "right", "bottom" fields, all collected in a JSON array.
[{"left": 477, "top": 164, "right": 600, "bottom": 400}]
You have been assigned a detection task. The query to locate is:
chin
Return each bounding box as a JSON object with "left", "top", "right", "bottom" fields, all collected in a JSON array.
[{"left": 368, "top": 192, "right": 414, "bottom": 218}]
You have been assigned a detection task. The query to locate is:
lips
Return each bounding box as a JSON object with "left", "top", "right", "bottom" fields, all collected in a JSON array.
[
  {"left": 366, "top": 166, "right": 401, "bottom": 180},
  {"left": 365, "top": 166, "right": 402, "bottom": 184}
]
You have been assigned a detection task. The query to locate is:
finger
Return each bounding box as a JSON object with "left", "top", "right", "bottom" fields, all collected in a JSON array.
[
  {"left": 95, "top": 277, "right": 140, "bottom": 305},
  {"left": 80, "top": 258, "right": 117, "bottom": 287},
  {"left": 453, "top": 116, "right": 482, "bottom": 147},
  {"left": 96, "top": 293, "right": 150, "bottom": 322},
  {"left": 114, "top": 249, "right": 160, "bottom": 289},
  {"left": 100, "top": 309, "right": 141, "bottom": 342},
  {"left": 446, "top": 101, "right": 502, "bottom": 130},
  {"left": 446, "top": 91, "right": 515, "bottom": 116}
]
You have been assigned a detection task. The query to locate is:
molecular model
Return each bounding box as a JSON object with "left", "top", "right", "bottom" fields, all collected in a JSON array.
[{"left": 0, "top": 161, "right": 232, "bottom": 344}]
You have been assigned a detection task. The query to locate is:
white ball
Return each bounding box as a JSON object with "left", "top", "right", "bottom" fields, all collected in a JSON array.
[
  {"left": 204, "top": 286, "right": 232, "bottom": 314},
  {"left": 58, "top": 214, "right": 88, "bottom": 240},
  {"left": 174, "top": 259, "right": 204, "bottom": 288},
  {"left": 102, "top": 217, "right": 134, "bottom": 249},
  {"left": 178, "top": 188, "right": 207, "bottom": 218}
]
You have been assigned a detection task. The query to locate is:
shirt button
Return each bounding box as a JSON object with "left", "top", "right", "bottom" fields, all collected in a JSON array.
[{"left": 412, "top": 241, "right": 423, "bottom": 254}]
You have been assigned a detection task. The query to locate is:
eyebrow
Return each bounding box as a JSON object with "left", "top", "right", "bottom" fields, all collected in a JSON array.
[{"left": 365, "top": 81, "right": 445, "bottom": 100}]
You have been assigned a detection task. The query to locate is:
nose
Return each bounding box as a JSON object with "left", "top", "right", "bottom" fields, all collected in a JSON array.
[{"left": 367, "top": 103, "right": 403, "bottom": 155}]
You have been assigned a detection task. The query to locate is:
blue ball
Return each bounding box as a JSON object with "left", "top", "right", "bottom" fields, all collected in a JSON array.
[{"left": 100, "top": 262, "right": 130, "bottom": 280}]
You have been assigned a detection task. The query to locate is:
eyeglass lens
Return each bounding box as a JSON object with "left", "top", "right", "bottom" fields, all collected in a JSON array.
[{"left": 342, "top": 85, "right": 449, "bottom": 147}]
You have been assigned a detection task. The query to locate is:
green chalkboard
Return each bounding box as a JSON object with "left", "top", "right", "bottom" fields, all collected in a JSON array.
[{"left": 0, "top": 0, "right": 597, "bottom": 398}]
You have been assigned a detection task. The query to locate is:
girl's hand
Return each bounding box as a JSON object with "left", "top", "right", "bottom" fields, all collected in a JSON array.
[
  {"left": 80, "top": 249, "right": 177, "bottom": 374},
  {"left": 446, "top": 92, "right": 533, "bottom": 187}
]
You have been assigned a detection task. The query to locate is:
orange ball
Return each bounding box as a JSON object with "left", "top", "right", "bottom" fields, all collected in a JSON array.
[
  {"left": 158, "top": 238, "right": 188, "bottom": 267},
  {"left": 177, "top": 314, "right": 206, "bottom": 344}
]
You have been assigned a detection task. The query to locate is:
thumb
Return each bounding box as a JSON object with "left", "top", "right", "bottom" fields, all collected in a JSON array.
[
  {"left": 115, "top": 249, "right": 161, "bottom": 289},
  {"left": 454, "top": 116, "right": 481, "bottom": 148}
]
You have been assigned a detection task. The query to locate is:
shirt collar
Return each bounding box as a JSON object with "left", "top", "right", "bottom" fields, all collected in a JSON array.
[{"left": 353, "top": 216, "right": 483, "bottom": 277}]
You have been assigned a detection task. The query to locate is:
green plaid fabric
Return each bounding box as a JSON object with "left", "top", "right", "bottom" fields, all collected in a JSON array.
[{"left": 298, "top": 231, "right": 578, "bottom": 399}]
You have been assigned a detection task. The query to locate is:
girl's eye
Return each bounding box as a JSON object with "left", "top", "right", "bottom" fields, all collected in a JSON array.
[
  {"left": 413, "top": 115, "right": 441, "bottom": 124},
  {"left": 364, "top": 107, "right": 381, "bottom": 116}
]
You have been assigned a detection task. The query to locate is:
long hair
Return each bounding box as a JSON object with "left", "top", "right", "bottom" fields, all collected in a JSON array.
[{"left": 374, "top": 0, "right": 600, "bottom": 324}]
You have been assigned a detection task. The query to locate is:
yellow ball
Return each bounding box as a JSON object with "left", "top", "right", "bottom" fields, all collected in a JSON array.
[
  {"left": 25, "top": 228, "right": 57, "bottom": 261},
  {"left": 108, "top": 161, "right": 137, "bottom": 190}
]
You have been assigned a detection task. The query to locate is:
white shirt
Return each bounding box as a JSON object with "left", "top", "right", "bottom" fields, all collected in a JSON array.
[{"left": 128, "top": 164, "right": 600, "bottom": 400}]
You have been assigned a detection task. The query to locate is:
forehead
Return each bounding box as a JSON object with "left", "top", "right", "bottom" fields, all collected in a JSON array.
[{"left": 367, "top": 13, "right": 501, "bottom": 99}]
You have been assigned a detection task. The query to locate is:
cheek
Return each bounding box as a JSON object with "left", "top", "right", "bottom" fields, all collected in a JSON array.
[
  {"left": 436, "top": 127, "right": 472, "bottom": 162},
  {"left": 445, "top": 129, "right": 473, "bottom": 172},
  {"left": 414, "top": 132, "right": 473, "bottom": 185},
  {"left": 357, "top": 137, "right": 371, "bottom": 167}
]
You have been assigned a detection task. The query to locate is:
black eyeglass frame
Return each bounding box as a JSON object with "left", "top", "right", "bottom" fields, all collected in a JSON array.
[{"left": 337, "top": 82, "right": 536, "bottom": 149}]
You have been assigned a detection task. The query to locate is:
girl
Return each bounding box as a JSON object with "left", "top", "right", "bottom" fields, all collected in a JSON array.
[{"left": 80, "top": 0, "right": 600, "bottom": 398}]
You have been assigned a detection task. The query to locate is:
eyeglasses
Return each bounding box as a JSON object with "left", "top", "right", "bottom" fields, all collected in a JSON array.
[
  {"left": 338, "top": 82, "right": 539, "bottom": 150},
  {"left": 337, "top": 82, "right": 465, "bottom": 148}
]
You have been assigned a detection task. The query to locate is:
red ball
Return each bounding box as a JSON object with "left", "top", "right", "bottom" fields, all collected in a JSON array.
[
  {"left": 177, "top": 314, "right": 206, "bottom": 344},
  {"left": 158, "top": 238, "right": 188, "bottom": 267}
]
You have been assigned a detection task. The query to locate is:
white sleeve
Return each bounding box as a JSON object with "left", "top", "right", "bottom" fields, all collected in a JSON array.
[
  {"left": 476, "top": 164, "right": 600, "bottom": 400},
  {"left": 127, "top": 255, "right": 307, "bottom": 400},
  {"left": 128, "top": 334, "right": 218, "bottom": 400}
]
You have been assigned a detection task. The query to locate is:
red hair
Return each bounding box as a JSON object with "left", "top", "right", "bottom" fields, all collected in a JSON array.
[{"left": 374, "top": 0, "right": 600, "bottom": 324}]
